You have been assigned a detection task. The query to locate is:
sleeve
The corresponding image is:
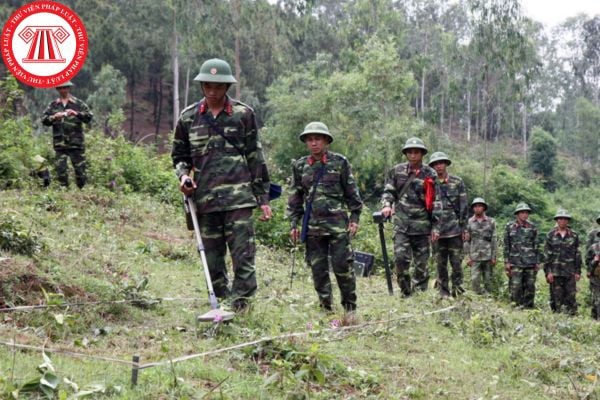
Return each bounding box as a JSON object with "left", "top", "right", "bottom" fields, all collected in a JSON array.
[
  {"left": 491, "top": 219, "right": 497, "bottom": 260},
  {"left": 171, "top": 116, "right": 192, "bottom": 180},
  {"left": 42, "top": 103, "right": 54, "bottom": 126},
  {"left": 575, "top": 235, "right": 582, "bottom": 275},
  {"left": 76, "top": 100, "right": 93, "bottom": 124},
  {"left": 380, "top": 167, "right": 396, "bottom": 208},
  {"left": 463, "top": 221, "right": 471, "bottom": 258},
  {"left": 244, "top": 111, "right": 269, "bottom": 205},
  {"left": 340, "top": 159, "right": 363, "bottom": 224},
  {"left": 585, "top": 231, "right": 596, "bottom": 268},
  {"left": 286, "top": 161, "right": 305, "bottom": 229},
  {"left": 543, "top": 233, "right": 552, "bottom": 274},
  {"left": 458, "top": 180, "right": 468, "bottom": 232},
  {"left": 534, "top": 227, "right": 541, "bottom": 265},
  {"left": 503, "top": 224, "right": 510, "bottom": 262}
]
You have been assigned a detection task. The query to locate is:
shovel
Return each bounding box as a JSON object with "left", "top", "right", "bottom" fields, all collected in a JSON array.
[{"left": 184, "top": 179, "right": 235, "bottom": 323}]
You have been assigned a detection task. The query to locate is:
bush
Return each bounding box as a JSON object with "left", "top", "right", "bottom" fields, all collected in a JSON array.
[{"left": 0, "top": 216, "right": 45, "bottom": 255}]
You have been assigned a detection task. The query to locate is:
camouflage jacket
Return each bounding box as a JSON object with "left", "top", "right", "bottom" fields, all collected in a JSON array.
[
  {"left": 503, "top": 219, "right": 540, "bottom": 267},
  {"left": 41, "top": 96, "right": 93, "bottom": 150},
  {"left": 171, "top": 97, "right": 270, "bottom": 214},
  {"left": 543, "top": 228, "right": 582, "bottom": 276},
  {"left": 286, "top": 151, "right": 363, "bottom": 236},
  {"left": 585, "top": 228, "right": 600, "bottom": 268},
  {"left": 588, "top": 241, "right": 600, "bottom": 278},
  {"left": 381, "top": 162, "right": 439, "bottom": 236},
  {"left": 464, "top": 215, "right": 497, "bottom": 261},
  {"left": 432, "top": 174, "right": 468, "bottom": 238}
]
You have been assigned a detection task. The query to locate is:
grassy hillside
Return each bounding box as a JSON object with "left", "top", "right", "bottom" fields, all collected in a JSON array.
[{"left": 1, "top": 186, "right": 600, "bottom": 399}]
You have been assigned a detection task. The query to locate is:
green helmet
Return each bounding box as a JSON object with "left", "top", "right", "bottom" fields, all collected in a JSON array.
[
  {"left": 56, "top": 81, "right": 74, "bottom": 88},
  {"left": 428, "top": 151, "right": 452, "bottom": 166},
  {"left": 471, "top": 197, "right": 487, "bottom": 210},
  {"left": 193, "top": 58, "right": 237, "bottom": 84},
  {"left": 299, "top": 121, "right": 333, "bottom": 143},
  {"left": 514, "top": 202, "right": 532, "bottom": 214},
  {"left": 553, "top": 208, "right": 571, "bottom": 220},
  {"left": 402, "top": 137, "right": 428, "bottom": 155}
]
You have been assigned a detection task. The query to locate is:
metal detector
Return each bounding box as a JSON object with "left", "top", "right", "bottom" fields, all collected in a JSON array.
[
  {"left": 373, "top": 211, "right": 394, "bottom": 295},
  {"left": 184, "top": 180, "right": 235, "bottom": 323}
]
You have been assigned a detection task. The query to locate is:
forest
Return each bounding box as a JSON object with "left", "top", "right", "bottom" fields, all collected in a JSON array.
[{"left": 1, "top": 0, "right": 600, "bottom": 398}]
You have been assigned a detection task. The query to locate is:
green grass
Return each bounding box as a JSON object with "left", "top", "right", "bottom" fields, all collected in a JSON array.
[{"left": 1, "top": 185, "right": 600, "bottom": 399}]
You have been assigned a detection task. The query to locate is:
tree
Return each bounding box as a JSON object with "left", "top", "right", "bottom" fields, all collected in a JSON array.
[
  {"left": 528, "top": 127, "right": 557, "bottom": 189},
  {"left": 86, "top": 64, "right": 127, "bottom": 138}
]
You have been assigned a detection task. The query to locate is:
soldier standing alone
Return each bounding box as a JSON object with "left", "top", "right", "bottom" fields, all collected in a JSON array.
[
  {"left": 464, "top": 197, "right": 497, "bottom": 295},
  {"left": 172, "top": 58, "right": 272, "bottom": 311},
  {"left": 287, "top": 122, "right": 363, "bottom": 312},
  {"left": 543, "top": 209, "right": 582, "bottom": 315},
  {"left": 380, "top": 137, "right": 438, "bottom": 296},
  {"left": 504, "top": 203, "right": 541, "bottom": 308},
  {"left": 42, "top": 81, "right": 93, "bottom": 189},
  {"left": 429, "top": 151, "right": 468, "bottom": 297}
]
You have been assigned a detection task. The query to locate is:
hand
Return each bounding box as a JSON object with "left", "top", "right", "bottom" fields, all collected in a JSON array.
[
  {"left": 466, "top": 258, "right": 473, "bottom": 267},
  {"left": 290, "top": 228, "right": 300, "bottom": 243},
  {"left": 52, "top": 111, "right": 66, "bottom": 119},
  {"left": 258, "top": 204, "right": 272, "bottom": 221},
  {"left": 546, "top": 273, "right": 554, "bottom": 284},
  {"left": 462, "top": 231, "right": 469, "bottom": 241},
  {"left": 348, "top": 222, "right": 359, "bottom": 237},
  {"left": 534, "top": 264, "right": 540, "bottom": 272},
  {"left": 595, "top": 255, "right": 600, "bottom": 262},
  {"left": 574, "top": 273, "right": 581, "bottom": 282},
  {"left": 504, "top": 263, "right": 511, "bottom": 277},
  {"left": 381, "top": 206, "right": 393, "bottom": 219},
  {"left": 66, "top": 109, "right": 78, "bottom": 116},
  {"left": 491, "top": 259, "right": 496, "bottom": 266},
  {"left": 588, "top": 272, "right": 592, "bottom": 279},
  {"left": 431, "top": 231, "right": 440, "bottom": 243},
  {"left": 179, "top": 175, "right": 196, "bottom": 196}
]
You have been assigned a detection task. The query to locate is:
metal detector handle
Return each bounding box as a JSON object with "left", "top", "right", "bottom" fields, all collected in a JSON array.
[
  {"left": 373, "top": 212, "right": 394, "bottom": 295},
  {"left": 184, "top": 181, "right": 220, "bottom": 310}
]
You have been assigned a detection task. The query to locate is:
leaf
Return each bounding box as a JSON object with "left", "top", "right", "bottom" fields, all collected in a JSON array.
[
  {"left": 41, "top": 372, "right": 59, "bottom": 390},
  {"left": 584, "top": 374, "right": 597, "bottom": 382},
  {"left": 71, "top": 383, "right": 107, "bottom": 398},
  {"left": 54, "top": 313, "right": 65, "bottom": 325},
  {"left": 262, "top": 372, "right": 281, "bottom": 387},
  {"left": 63, "top": 377, "right": 79, "bottom": 392},
  {"left": 312, "top": 367, "right": 326, "bottom": 385}
]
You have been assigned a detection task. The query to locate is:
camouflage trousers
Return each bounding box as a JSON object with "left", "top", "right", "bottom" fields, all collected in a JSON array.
[
  {"left": 433, "top": 236, "right": 464, "bottom": 296},
  {"left": 55, "top": 148, "right": 86, "bottom": 188},
  {"left": 305, "top": 234, "right": 356, "bottom": 311},
  {"left": 549, "top": 275, "right": 577, "bottom": 315},
  {"left": 393, "top": 232, "right": 430, "bottom": 296},
  {"left": 589, "top": 277, "right": 600, "bottom": 320},
  {"left": 197, "top": 207, "right": 256, "bottom": 304},
  {"left": 471, "top": 260, "right": 494, "bottom": 295},
  {"left": 509, "top": 266, "right": 537, "bottom": 308}
]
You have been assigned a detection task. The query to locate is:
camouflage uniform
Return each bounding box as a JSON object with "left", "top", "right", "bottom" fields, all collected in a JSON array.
[
  {"left": 543, "top": 227, "right": 582, "bottom": 315},
  {"left": 287, "top": 151, "right": 363, "bottom": 311},
  {"left": 465, "top": 215, "right": 497, "bottom": 294},
  {"left": 171, "top": 97, "right": 270, "bottom": 305},
  {"left": 432, "top": 175, "right": 468, "bottom": 296},
  {"left": 381, "top": 163, "right": 438, "bottom": 296},
  {"left": 41, "top": 96, "right": 92, "bottom": 188},
  {"left": 504, "top": 219, "right": 540, "bottom": 308},
  {"left": 587, "top": 239, "right": 600, "bottom": 320}
]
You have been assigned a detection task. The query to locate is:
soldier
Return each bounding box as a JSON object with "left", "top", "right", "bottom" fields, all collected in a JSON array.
[
  {"left": 172, "top": 58, "right": 272, "bottom": 311},
  {"left": 543, "top": 209, "right": 582, "bottom": 315},
  {"left": 380, "top": 137, "right": 438, "bottom": 296},
  {"left": 428, "top": 151, "right": 468, "bottom": 297},
  {"left": 287, "top": 122, "right": 363, "bottom": 312},
  {"left": 504, "top": 203, "right": 541, "bottom": 308},
  {"left": 585, "top": 214, "right": 600, "bottom": 277},
  {"left": 464, "top": 197, "right": 497, "bottom": 295},
  {"left": 587, "top": 232, "right": 600, "bottom": 320},
  {"left": 42, "top": 81, "right": 93, "bottom": 189}
]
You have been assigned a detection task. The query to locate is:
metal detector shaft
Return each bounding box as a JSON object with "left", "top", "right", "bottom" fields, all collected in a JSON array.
[
  {"left": 184, "top": 191, "right": 219, "bottom": 310},
  {"left": 378, "top": 222, "right": 394, "bottom": 295},
  {"left": 289, "top": 239, "right": 297, "bottom": 289}
]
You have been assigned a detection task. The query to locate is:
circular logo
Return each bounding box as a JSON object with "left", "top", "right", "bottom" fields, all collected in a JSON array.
[
  {"left": 210, "top": 68, "right": 217, "bottom": 75},
  {"left": 1, "top": 1, "right": 88, "bottom": 88}
]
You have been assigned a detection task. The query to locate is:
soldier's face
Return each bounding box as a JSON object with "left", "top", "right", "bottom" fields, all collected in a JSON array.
[
  {"left": 405, "top": 149, "right": 424, "bottom": 164},
  {"left": 556, "top": 218, "right": 569, "bottom": 229},
  {"left": 304, "top": 134, "right": 328, "bottom": 156},
  {"left": 473, "top": 204, "right": 485, "bottom": 215},
  {"left": 201, "top": 82, "right": 228, "bottom": 102},
  {"left": 56, "top": 87, "right": 70, "bottom": 97},
  {"left": 431, "top": 161, "right": 448, "bottom": 175},
  {"left": 517, "top": 211, "right": 529, "bottom": 222}
]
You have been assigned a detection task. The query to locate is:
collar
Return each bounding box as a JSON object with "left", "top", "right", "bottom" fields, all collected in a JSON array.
[
  {"left": 552, "top": 227, "right": 571, "bottom": 237},
  {"left": 308, "top": 152, "right": 328, "bottom": 166},
  {"left": 472, "top": 214, "right": 488, "bottom": 222},
  {"left": 407, "top": 163, "right": 422, "bottom": 175},
  {"left": 198, "top": 96, "right": 233, "bottom": 116},
  {"left": 437, "top": 174, "right": 449, "bottom": 184},
  {"left": 515, "top": 220, "right": 531, "bottom": 228},
  {"left": 54, "top": 96, "right": 74, "bottom": 105}
]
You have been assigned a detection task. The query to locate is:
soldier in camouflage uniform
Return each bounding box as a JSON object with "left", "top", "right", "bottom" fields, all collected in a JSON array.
[
  {"left": 543, "top": 209, "right": 582, "bottom": 315},
  {"left": 585, "top": 214, "right": 600, "bottom": 280},
  {"left": 587, "top": 232, "right": 600, "bottom": 320},
  {"left": 42, "top": 81, "right": 93, "bottom": 188},
  {"left": 172, "top": 58, "right": 272, "bottom": 311},
  {"left": 464, "top": 197, "right": 497, "bottom": 295},
  {"left": 429, "top": 152, "right": 468, "bottom": 297},
  {"left": 504, "top": 203, "right": 540, "bottom": 308},
  {"left": 287, "top": 122, "right": 363, "bottom": 312},
  {"left": 380, "top": 137, "right": 438, "bottom": 296}
]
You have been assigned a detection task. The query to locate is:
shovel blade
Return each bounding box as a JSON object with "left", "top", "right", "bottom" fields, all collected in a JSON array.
[{"left": 197, "top": 308, "right": 235, "bottom": 323}]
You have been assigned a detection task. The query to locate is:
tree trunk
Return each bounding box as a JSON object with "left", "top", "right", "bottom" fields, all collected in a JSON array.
[
  {"left": 466, "top": 87, "right": 471, "bottom": 142},
  {"left": 172, "top": 24, "right": 180, "bottom": 130},
  {"left": 420, "top": 68, "right": 426, "bottom": 120},
  {"left": 129, "top": 73, "right": 135, "bottom": 140},
  {"left": 440, "top": 91, "right": 445, "bottom": 136},
  {"left": 184, "top": 62, "right": 190, "bottom": 108},
  {"left": 521, "top": 103, "right": 527, "bottom": 161},
  {"left": 233, "top": 0, "right": 242, "bottom": 99}
]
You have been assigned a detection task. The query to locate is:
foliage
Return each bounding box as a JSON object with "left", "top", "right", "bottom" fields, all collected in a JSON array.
[
  {"left": 86, "top": 64, "right": 127, "bottom": 138},
  {"left": 528, "top": 126, "right": 557, "bottom": 189},
  {"left": 0, "top": 216, "right": 45, "bottom": 256}
]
